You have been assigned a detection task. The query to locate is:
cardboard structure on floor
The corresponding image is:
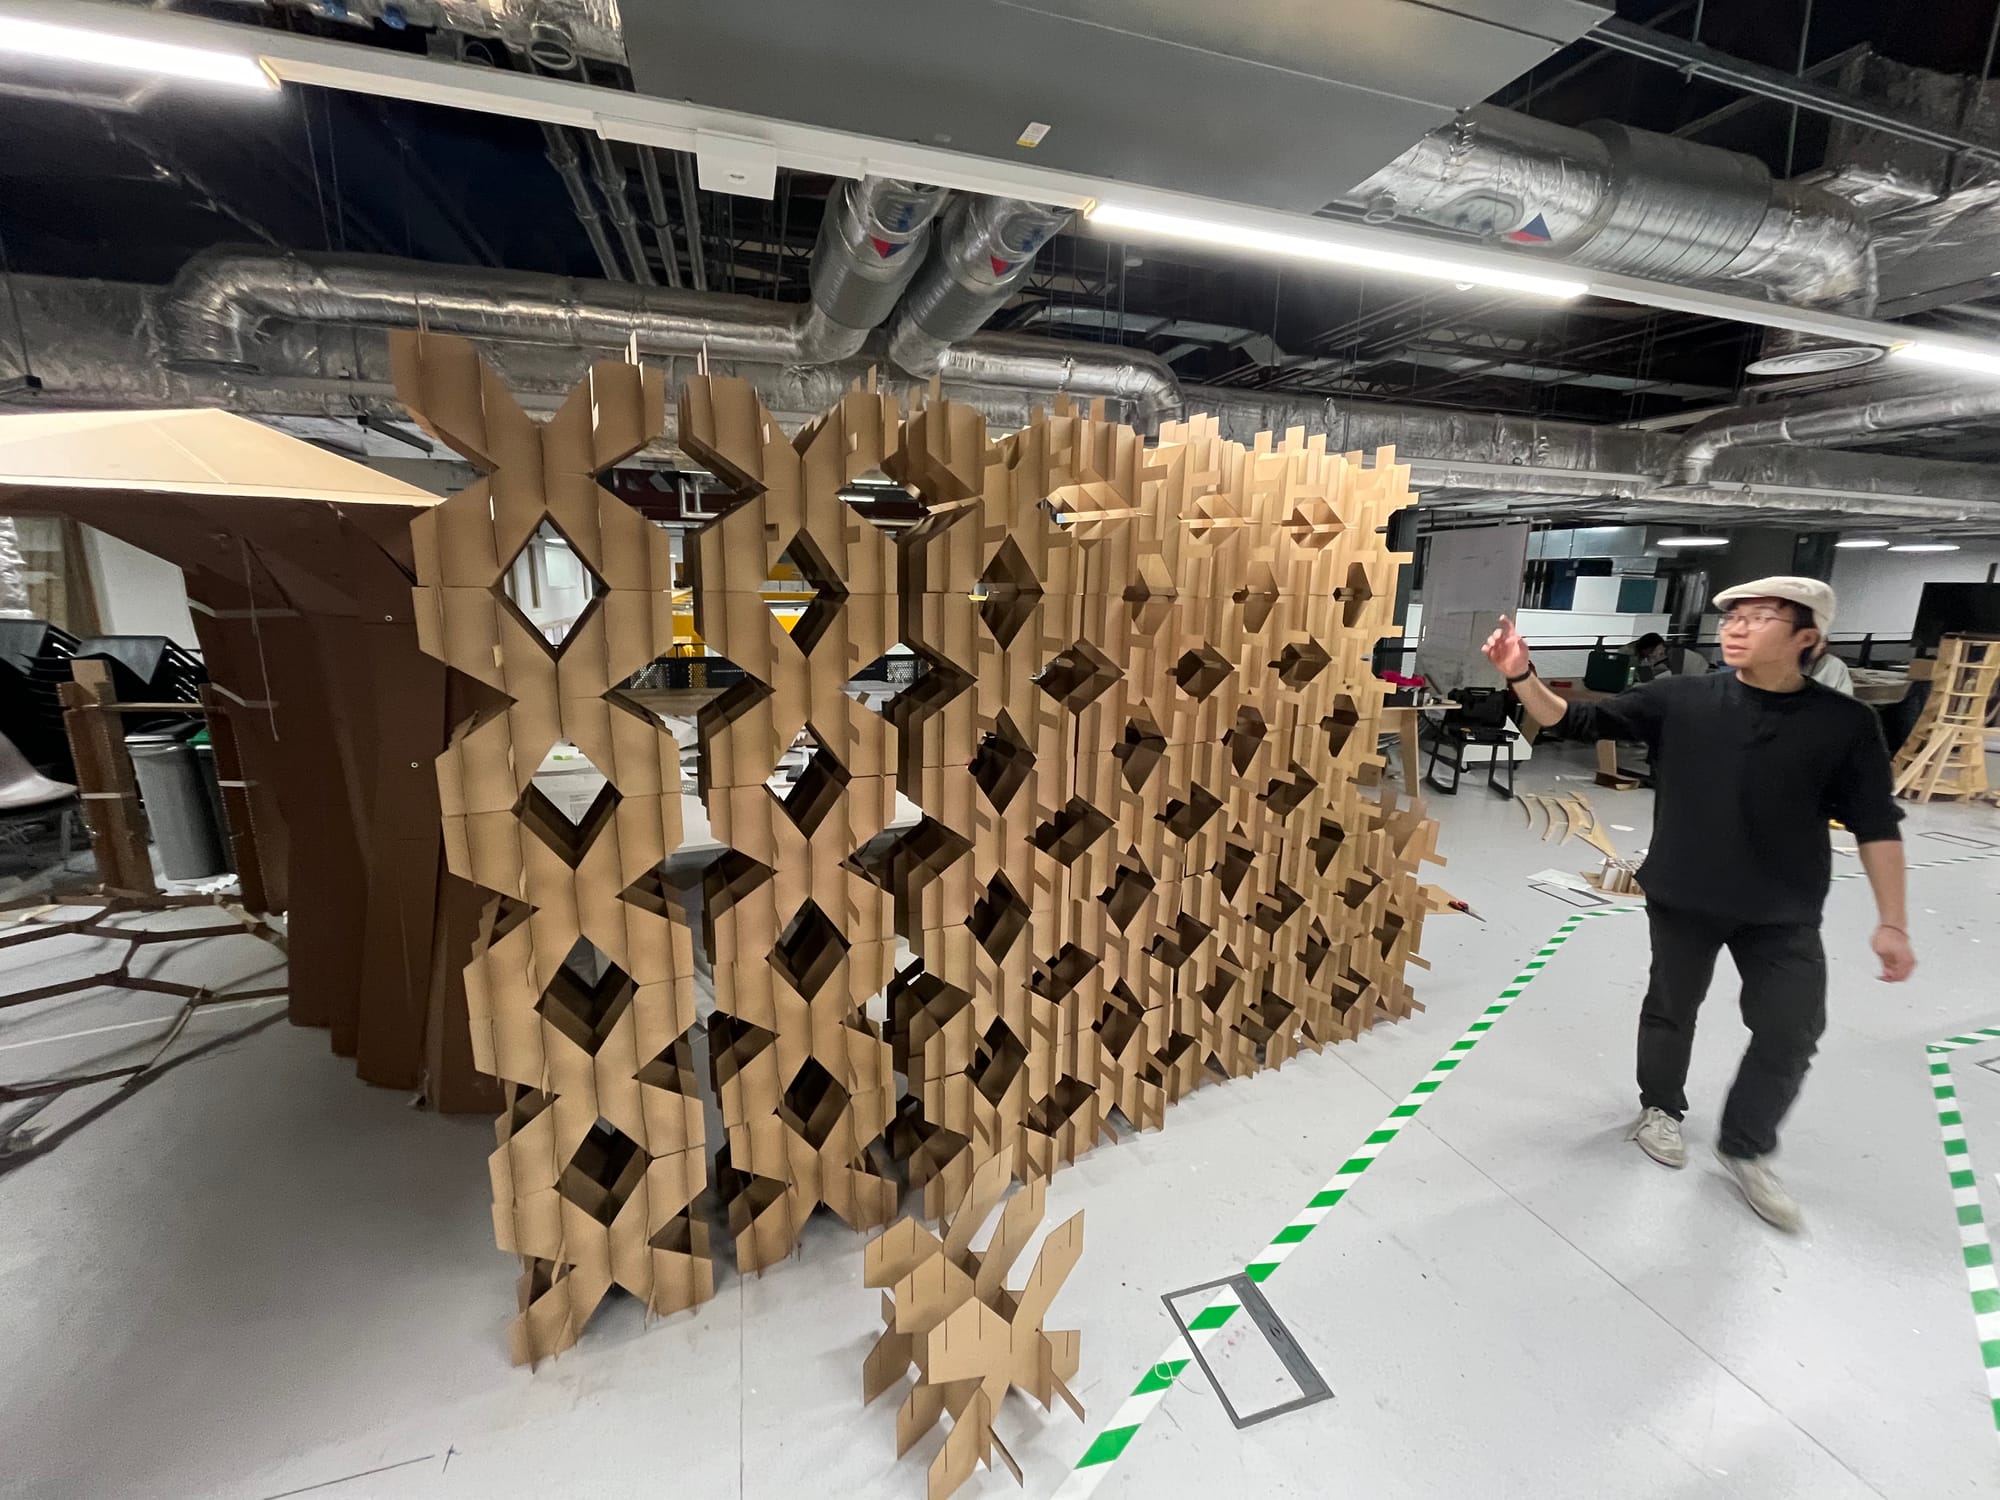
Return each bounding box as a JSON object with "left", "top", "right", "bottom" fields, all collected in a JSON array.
[
  {"left": 399, "top": 334, "right": 1446, "bottom": 1364},
  {"left": 0, "top": 408, "right": 498, "bottom": 1114}
]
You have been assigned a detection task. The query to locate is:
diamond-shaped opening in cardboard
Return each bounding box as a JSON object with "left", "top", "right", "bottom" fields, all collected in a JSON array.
[
  {"left": 517, "top": 744, "right": 620, "bottom": 868},
  {"left": 1217, "top": 833, "right": 1255, "bottom": 899},
  {"left": 1100, "top": 849, "right": 1156, "bottom": 932},
  {"left": 847, "top": 816, "right": 972, "bottom": 912},
  {"left": 967, "top": 870, "right": 1032, "bottom": 962},
  {"left": 1339, "top": 560, "right": 1377, "bottom": 629},
  {"left": 774, "top": 725, "right": 850, "bottom": 839},
  {"left": 558, "top": 1117, "right": 648, "bottom": 1227},
  {"left": 769, "top": 530, "right": 847, "bottom": 658},
  {"left": 1302, "top": 918, "right": 1334, "bottom": 983},
  {"left": 1124, "top": 557, "right": 1176, "bottom": 636},
  {"left": 976, "top": 535, "right": 1043, "bottom": 650},
  {"left": 1373, "top": 907, "right": 1406, "bottom": 960},
  {"left": 1031, "top": 797, "right": 1114, "bottom": 867},
  {"left": 635, "top": 1035, "right": 699, "bottom": 1095},
  {"left": 1038, "top": 639, "right": 1122, "bottom": 714},
  {"left": 1148, "top": 912, "right": 1213, "bottom": 970},
  {"left": 1234, "top": 561, "right": 1280, "bottom": 633},
  {"left": 1310, "top": 816, "right": 1347, "bottom": 875},
  {"left": 768, "top": 899, "right": 850, "bottom": 1001},
  {"left": 1097, "top": 980, "right": 1145, "bottom": 1051},
  {"left": 496, "top": 515, "right": 607, "bottom": 656},
  {"left": 1276, "top": 640, "right": 1332, "bottom": 689},
  {"left": 884, "top": 646, "right": 972, "bottom": 746},
  {"left": 1030, "top": 942, "right": 1100, "bottom": 1002},
  {"left": 619, "top": 864, "right": 684, "bottom": 921},
  {"left": 702, "top": 848, "right": 776, "bottom": 947},
  {"left": 971, "top": 709, "right": 1036, "bottom": 814},
  {"left": 1321, "top": 694, "right": 1361, "bottom": 758},
  {"left": 1343, "top": 872, "right": 1382, "bottom": 910},
  {"left": 537, "top": 936, "right": 636, "bottom": 1056},
  {"left": 1284, "top": 496, "right": 1344, "bottom": 551},
  {"left": 710, "top": 1012, "right": 779, "bottom": 1091},
  {"left": 715, "top": 1143, "right": 790, "bottom": 1234},
  {"left": 779, "top": 1056, "right": 852, "bottom": 1152},
  {"left": 1255, "top": 880, "right": 1307, "bottom": 935},
  {"left": 501, "top": 1084, "right": 553, "bottom": 1138},
  {"left": 648, "top": 1213, "right": 705, "bottom": 1256},
  {"left": 1159, "top": 782, "right": 1223, "bottom": 842},
  {"left": 1115, "top": 714, "right": 1166, "bottom": 793},
  {"left": 1224, "top": 705, "right": 1267, "bottom": 776},
  {"left": 970, "top": 1018, "right": 1029, "bottom": 1107},
  {"left": 1260, "top": 761, "right": 1319, "bottom": 819},
  {"left": 1174, "top": 644, "right": 1232, "bottom": 702},
  {"left": 1027, "top": 1074, "right": 1096, "bottom": 1136}
]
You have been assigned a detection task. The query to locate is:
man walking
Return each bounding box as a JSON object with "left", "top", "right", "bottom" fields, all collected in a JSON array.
[{"left": 1482, "top": 577, "right": 1914, "bottom": 1230}]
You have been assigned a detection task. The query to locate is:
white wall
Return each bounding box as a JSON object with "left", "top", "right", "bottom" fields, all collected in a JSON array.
[
  {"left": 1827, "top": 546, "right": 2000, "bottom": 639},
  {"left": 81, "top": 527, "right": 199, "bottom": 646}
]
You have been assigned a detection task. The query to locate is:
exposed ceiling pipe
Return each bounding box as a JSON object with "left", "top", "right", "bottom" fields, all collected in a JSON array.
[
  {"left": 1665, "top": 381, "right": 2000, "bottom": 488},
  {"left": 797, "top": 178, "right": 950, "bottom": 363},
  {"left": 636, "top": 150, "right": 683, "bottom": 290},
  {"left": 583, "top": 135, "right": 654, "bottom": 285},
  {"left": 7, "top": 267, "right": 1997, "bottom": 526},
  {"left": 887, "top": 196, "right": 1071, "bottom": 376},
  {"left": 672, "top": 154, "right": 709, "bottom": 293},
  {"left": 151, "top": 248, "right": 1184, "bottom": 420},
  {"left": 1350, "top": 106, "right": 1878, "bottom": 322},
  {"left": 539, "top": 124, "right": 624, "bottom": 283}
]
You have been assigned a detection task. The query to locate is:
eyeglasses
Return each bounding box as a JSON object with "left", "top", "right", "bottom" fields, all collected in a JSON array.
[{"left": 1720, "top": 608, "right": 1797, "bottom": 631}]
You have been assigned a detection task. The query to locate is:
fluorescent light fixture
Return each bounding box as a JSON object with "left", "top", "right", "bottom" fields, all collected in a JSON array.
[
  {"left": 1834, "top": 537, "right": 1890, "bottom": 549},
  {"left": 0, "top": 16, "right": 276, "bottom": 92},
  {"left": 1886, "top": 541, "right": 1962, "bottom": 552},
  {"left": 1655, "top": 535, "right": 1730, "bottom": 548},
  {"left": 1889, "top": 339, "right": 2000, "bottom": 378},
  {"left": 1087, "top": 203, "right": 1589, "bottom": 301}
]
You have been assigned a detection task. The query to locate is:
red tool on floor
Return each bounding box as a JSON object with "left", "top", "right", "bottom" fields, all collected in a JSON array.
[{"left": 1448, "top": 899, "right": 1486, "bottom": 922}]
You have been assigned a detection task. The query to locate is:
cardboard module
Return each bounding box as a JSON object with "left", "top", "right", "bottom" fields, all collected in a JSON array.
[
  {"left": 863, "top": 1153, "right": 1084, "bottom": 1500},
  {"left": 402, "top": 336, "right": 1443, "bottom": 1364}
]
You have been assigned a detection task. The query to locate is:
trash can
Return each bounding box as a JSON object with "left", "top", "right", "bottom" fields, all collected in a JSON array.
[
  {"left": 189, "top": 728, "right": 236, "bottom": 873},
  {"left": 125, "top": 723, "right": 227, "bottom": 879}
]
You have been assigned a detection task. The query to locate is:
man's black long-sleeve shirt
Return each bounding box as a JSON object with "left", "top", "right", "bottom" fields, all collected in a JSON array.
[{"left": 1557, "top": 673, "right": 1901, "bottom": 924}]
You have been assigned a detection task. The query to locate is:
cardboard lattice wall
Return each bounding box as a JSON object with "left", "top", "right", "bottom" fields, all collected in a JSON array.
[{"left": 398, "top": 332, "right": 1443, "bottom": 1363}]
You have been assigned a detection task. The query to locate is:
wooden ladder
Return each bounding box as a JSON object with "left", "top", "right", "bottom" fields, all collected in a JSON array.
[{"left": 1893, "top": 635, "right": 2000, "bottom": 803}]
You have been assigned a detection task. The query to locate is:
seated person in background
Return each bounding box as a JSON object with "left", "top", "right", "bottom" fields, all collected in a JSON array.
[
  {"left": 1631, "top": 633, "right": 1710, "bottom": 682},
  {"left": 1807, "top": 644, "right": 1854, "bottom": 695}
]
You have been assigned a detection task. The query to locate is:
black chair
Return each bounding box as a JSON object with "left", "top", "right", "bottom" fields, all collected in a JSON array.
[
  {"left": 0, "top": 618, "right": 79, "bottom": 780},
  {"left": 1424, "top": 687, "right": 1517, "bottom": 798}
]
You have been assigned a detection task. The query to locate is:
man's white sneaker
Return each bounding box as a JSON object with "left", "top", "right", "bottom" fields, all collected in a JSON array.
[
  {"left": 1630, "top": 1107, "right": 1686, "bottom": 1168},
  {"left": 1715, "top": 1149, "right": 1803, "bottom": 1232}
]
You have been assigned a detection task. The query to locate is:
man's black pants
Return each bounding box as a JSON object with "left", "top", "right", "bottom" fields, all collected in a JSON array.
[{"left": 1638, "top": 902, "right": 1827, "bottom": 1160}]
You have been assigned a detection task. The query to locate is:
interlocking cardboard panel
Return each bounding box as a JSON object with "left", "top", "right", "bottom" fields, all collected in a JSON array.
[
  {"left": 399, "top": 332, "right": 711, "bottom": 1363},
  {"left": 400, "top": 347, "right": 1439, "bottom": 1361},
  {"left": 682, "top": 373, "right": 910, "bottom": 1273}
]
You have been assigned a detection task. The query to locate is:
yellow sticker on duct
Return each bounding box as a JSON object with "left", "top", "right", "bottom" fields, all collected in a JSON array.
[{"left": 1016, "top": 121, "right": 1051, "bottom": 148}]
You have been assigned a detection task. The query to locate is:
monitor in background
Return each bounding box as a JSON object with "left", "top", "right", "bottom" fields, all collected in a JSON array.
[{"left": 1913, "top": 582, "right": 2000, "bottom": 652}]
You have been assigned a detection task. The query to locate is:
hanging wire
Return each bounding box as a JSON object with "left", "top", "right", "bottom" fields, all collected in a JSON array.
[{"left": 1783, "top": 0, "right": 1816, "bottom": 179}]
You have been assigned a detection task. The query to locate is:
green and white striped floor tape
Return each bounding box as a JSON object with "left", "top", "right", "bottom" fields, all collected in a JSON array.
[
  {"left": 1927, "top": 1019, "right": 2000, "bottom": 1449},
  {"left": 1052, "top": 846, "right": 2000, "bottom": 1497}
]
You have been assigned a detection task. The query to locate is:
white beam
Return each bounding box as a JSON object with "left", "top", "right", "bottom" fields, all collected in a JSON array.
[{"left": 6, "top": 0, "right": 2000, "bottom": 371}]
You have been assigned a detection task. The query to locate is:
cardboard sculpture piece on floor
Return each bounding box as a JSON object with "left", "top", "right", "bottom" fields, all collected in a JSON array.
[{"left": 863, "top": 1153, "right": 1085, "bottom": 1500}]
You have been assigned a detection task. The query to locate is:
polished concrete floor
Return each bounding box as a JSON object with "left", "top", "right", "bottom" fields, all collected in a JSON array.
[{"left": 3, "top": 744, "right": 1998, "bottom": 1500}]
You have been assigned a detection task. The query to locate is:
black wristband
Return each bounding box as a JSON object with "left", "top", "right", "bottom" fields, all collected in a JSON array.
[{"left": 1506, "top": 665, "right": 1536, "bottom": 684}]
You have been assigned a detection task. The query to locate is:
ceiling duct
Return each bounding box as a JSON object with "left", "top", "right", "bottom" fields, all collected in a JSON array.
[
  {"left": 1351, "top": 106, "right": 1880, "bottom": 370},
  {"left": 797, "top": 177, "right": 950, "bottom": 363},
  {"left": 887, "top": 197, "right": 1072, "bottom": 377},
  {"left": 8, "top": 266, "right": 1999, "bottom": 529},
  {"left": 1666, "top": 380, "right": 2000, "bottom": 488},
  {"left": 151, "top": 247, "right": 1180, "bottom": 419},
  {"left": 263, "top": 0, "right": 629, "bottom": 67}
]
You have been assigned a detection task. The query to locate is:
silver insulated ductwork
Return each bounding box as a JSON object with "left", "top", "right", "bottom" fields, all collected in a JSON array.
[
  {"left": 1352, "top": 106, "right": 1878, "bottom": 337},
  {"left": 797, "top": 177, "right": 950, "bottom": 362},
  {"left": 888, "top": 196, "right": 1072, "bottom": 376}
]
